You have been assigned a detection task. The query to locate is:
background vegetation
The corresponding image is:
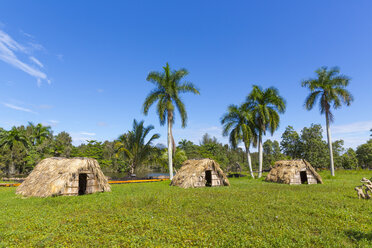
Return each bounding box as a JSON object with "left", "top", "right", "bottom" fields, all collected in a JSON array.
[{"left": 0, "top": 122, "right": 370, "bottom": 177}]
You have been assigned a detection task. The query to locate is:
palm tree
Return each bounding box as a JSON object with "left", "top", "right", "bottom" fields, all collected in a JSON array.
[
  {"left": 143, "top": 62, "right": 200, "bottom": 179},
  {"left": 27, "top": 122, "right": 52, "bottom": 145},
  {"left": 0, "top": 127, "right": 29, "bottom": 175},
  {"left": 221, "top": 104, "right": 256, "bottom": 178},
  {"left": 245, "top": 85, "right": 286, "bottom": 178},
  {"left": 302, "top": 66, "right": 353, "bottom": 176},
  {"left": 115, "top": 119, "right": 160, "bottom": 175}
]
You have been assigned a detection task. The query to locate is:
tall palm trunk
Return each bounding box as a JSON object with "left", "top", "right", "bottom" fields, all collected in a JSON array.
[
  {"left": 326, "top": 114, "right": 335, "bottom": 176},
  {"left": 245, "top": 144, "right": 254, "bottom": 178},
  {"left": 9, "top": 151, "right": 15, "bottom": 176},
  {"left": 258, "top": 133, "right": 263, "bottom": 178},
  {"left": 167, "top": 112, "right": 174, "bottom": 180},
  {"left": 130, "top": 163, "right": 135, "bottom": 175}
]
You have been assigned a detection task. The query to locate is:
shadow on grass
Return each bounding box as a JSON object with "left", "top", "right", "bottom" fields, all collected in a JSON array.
[{"left": 345, "top": 230, "right": 372, "bottom": 242}]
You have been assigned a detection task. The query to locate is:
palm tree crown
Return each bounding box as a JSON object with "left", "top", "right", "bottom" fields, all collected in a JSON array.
[
  {"left": 143, "top": 62, "right": 200, "bottom": 127},
  {"left": 302, "top": 66, "right": 353, "bottom": 122},
  {"left": 245, "top": 85, "right": 286, "bottom": 135},
  {"left": 221, "top": 104, "right": 256, "bottom": 149},
  {"left": 115, "top": 119, "right": 160, "bottom": 174},
  {"left": 27, "top": 122, "right": 52, "bottom": 145}
]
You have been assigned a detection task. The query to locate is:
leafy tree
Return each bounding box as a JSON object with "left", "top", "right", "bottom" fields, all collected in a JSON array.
[
  {"left": 221, "top": 104, "right": 256, "bottom": 178},
  {"left": 341, "top": 148, "right": 358, "bottom": 169},
  {"left": 54, "top": 131, "right": 72, "bottom": 157},
  {"left": 160, "top": 148, "right": 187, "bottom": 171},
  {"left": 300, "top": 124, "right": 329, "bottom": 169},
  {"left": 302, "top": 67, "right": 353, "bottom": 176},
  {"left": 115, "top": 119, "right": 160, "bottom": 174},
  {"left": 178, "top": 139, "right": 200, "bottom": 159},
  {"left": 263, "top": 139, "right": 284, "bottom": 167},
  {"left": 356, "top": 139, "right": 372, "bottom": 169},
  {"left": 245, "top": 85, "right": 286, "bottom": 178},
  {"left": 143, "top": 62, "right": 199, "bottom": 179},
  {"left": 200, "top": 133, "right": 218, "bottom": 145},
  {"left": 280, "top": 126, "right": 302, "bottom": 159},
  {"left": 0, "top": 127, "right": 29, "bottom": 175}
]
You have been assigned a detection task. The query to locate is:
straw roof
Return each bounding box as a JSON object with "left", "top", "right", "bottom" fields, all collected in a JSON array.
[
  {"left": 265, "top": 159, "right": 323, "bottom": 184},
  {"left": 16, "top": 157, "right": 111, "bottom": 197},
  {"left": 171, "top": 159, "right": 230, "bottom": 188}
]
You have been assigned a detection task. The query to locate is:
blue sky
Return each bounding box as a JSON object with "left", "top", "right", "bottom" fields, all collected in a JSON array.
[{"left": 0, "top": 1, "right": 371, "bottom": 149}]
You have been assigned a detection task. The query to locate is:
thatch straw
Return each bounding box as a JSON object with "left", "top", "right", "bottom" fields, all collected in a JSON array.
[
  {"left": 171, "top": 159, "right": 230, "bottom": 188},
  {"left": 265, "top": 159, "right": 323, "bottom": 184},
  {"left": 16, "top": 157, "right": 111, "bottom": 197}
]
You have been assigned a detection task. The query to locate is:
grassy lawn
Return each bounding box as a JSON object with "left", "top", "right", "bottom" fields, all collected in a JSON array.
[{"left": 1, "top": 170, "right": 371, "bottom": 247}]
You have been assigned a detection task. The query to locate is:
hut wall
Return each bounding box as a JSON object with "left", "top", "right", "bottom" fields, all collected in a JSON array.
[
  {"left": 191, "top": 170, "right": 224, "bottom": 187},
  {"left": 211, "top": 170, "right": 222, "bottom": 186},
  {"left": 289, "top": 169, "right": 318, "bottom": 185},
  {"left": 306, "top": 170, "right": 318, "bottom": 184},
  {"left": 289, "top": 172, "right": 302, "bottom": 185},
  {"left": 63, "top": 172, "right": 101, "bottom": 196},
  {"left": 86, "top": 173, "right": 100, "bottom": 193}
]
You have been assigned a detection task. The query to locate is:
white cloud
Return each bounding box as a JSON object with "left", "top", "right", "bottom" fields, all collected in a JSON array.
[
  {"left": 56, "top": 54, "right": 63, "bottom": 61},
  {"left": 29, "top": 56, "right": 43, "bottom": 68},
  {"left": 71, "top": 132, "right": 96, "bottom": 146},
  {"left": 19, "top": 30, "right": 34, "bottom": 39},
  {"left": 0, "top": 29, "right": 49, "bottom": 86},
  {"left": 47, "top": 120, "right": 59, "bottom": 126},
  {"left": 97, "top": 122, "right": 108, "bottom": 127},
  {"left": 332, "top": 121, "right": 372, "bottom": 134},
  {"left": 3, "top": 102, "right": 37, "bottom": 114},
  {"left": 80, "top": 132, "right": 96, "bottom": 136},
  {"left": 38, "top": 104, "right": 53, "bottom": 109},
  {"left": 97, "top": 89, "right": 104, "bottom": 93}
]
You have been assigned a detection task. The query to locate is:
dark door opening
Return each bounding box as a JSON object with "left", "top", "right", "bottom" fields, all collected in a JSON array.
[
  {"left": 205, "top": 170, "right": 212, "bottom": 187},
  {"left": 300, "top": 171, "right": 308, "bottom": 184},
  {"left": 78, "top": 173, "right": 87, "bottom": 195}
]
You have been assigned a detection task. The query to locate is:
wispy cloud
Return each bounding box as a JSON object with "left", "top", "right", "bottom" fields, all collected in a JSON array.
[
  {"left": 29, "top": 56, "right": 43, "bottom": 68},
  {"left": 56, "top": 54, "right": 63, "bottom": 62},
  {"left": 97, "top": 89, "right": 104, "bottom": 93},
  {"left": 19, "top": 30, "right": 34, "bottom": 39},
  {"left": 330, "top": 121, "right": 372, "bottom": 149},
  {"left": 47, "top": 120, "right": 59, "bottom": 126},
  {"left": 0, "top": 29, "right": 49, "bottom": 86},
  {"left": 3, "top": 102, "right": 37, "bottom": 114},
  {"left": 332, "top": 121, "right": 372, "bottom": 134},
  {"left": 38, "top": 104, "right": 53, "bottom": 109},
  {"left": 80, "top": 132, "right": 96, "bottom": 136},
  {"left": 71, "top": 132, "right": 96, "bottom": 145},
  {"left": 97, "top": 122, "right": 108, "bottom": 127}
]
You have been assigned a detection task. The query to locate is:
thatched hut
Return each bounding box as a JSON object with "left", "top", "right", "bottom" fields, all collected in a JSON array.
[
  {"left": 171, "top": 159, "right": 230, "bottom": 188},
  {"left": 16, "top": 157, "right": 111, "bottom": 197},
  {"left": 265, "top": 159, "right": 323, "bottom": 185}
]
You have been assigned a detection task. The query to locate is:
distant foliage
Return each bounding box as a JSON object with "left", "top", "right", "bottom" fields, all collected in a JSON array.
[
  {"left": 0, "top": 122, "right": 370, "bottom": 176},
  {"left": 356, "top": 139, "right": 372, "bottom": 169}
]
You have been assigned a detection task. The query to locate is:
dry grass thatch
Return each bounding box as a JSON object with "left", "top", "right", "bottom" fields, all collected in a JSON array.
[
  {"left": 171, "top": 158, "right": 230, "bottom": 188},
  {"left": 265, "top": 159, "right": 323, "bottom": 184},
  {"left": 16, "top": 157, "right": 111, "bottom": 197}
]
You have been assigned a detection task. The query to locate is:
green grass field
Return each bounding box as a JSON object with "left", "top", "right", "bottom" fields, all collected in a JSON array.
[{"left": 1, "top": 170, "right": 371, "bottom": 247}]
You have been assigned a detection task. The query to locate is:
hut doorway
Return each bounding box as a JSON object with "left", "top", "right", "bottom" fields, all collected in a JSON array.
[
  {"left": 205, "top": 170, "right": 212, "bottom": 187},
  {"left": 78, "top": 173, "right": 87, "bottom": 195},
  {"left": 300, "top": 171, "right": 308, "bottom": 184}
]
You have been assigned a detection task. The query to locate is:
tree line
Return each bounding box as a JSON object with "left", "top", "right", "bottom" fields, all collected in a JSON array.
[
  {"left": 1, "top": 63, "right": 368, "bottom": 177},
  {"left": 0, "top": 121, "right": 370, "bottom": 176}
]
